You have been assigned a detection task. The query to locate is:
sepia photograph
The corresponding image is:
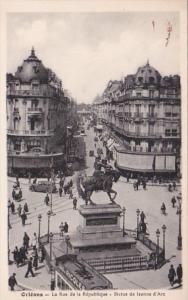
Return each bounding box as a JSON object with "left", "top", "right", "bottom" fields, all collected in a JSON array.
[{"left": 0, "top": 0, "right": 187, "bottom": 299}]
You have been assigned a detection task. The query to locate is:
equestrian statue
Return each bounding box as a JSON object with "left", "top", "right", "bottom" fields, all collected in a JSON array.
[{"left": 77, "top": 156, "right": 121, "bottom": 205}]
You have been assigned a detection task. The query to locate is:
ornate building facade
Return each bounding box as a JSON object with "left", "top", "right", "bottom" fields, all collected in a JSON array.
[
  {"left": 93, "top": 62, "right": 181, "bottom": 177},
  {"left": 7, "top": 48, "right": 71, "bottom": 176}
]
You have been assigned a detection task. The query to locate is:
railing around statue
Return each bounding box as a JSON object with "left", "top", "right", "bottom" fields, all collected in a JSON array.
[
  {"left": 84, "top": 255, "right": 149, "bottom": 273},
  {"left": 138, "top": 233, "right": 165, "bottom": 269}
]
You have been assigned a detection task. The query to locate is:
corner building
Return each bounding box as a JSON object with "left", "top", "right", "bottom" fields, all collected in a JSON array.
[
  {"left": 93, "top": 62, "right": 181, "bottom": 178},
  {"left": 7, "top": 48, "right": 68, "bottom": 176}
]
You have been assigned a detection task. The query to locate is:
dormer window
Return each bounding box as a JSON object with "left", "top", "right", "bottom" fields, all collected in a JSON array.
[
  {"left": 149, "top": 77, "right": 155, "bottom": 84},
  {"left": 138, "top": 77, "right": 143, "bottom": 83}
]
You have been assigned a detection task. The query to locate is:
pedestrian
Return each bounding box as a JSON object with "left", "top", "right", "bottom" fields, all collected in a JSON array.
[
  {"left": 21, "top": 210, "right": 27, "bottom": 226},
  {"left": 25, "top": 257, "right": 35, "bottom": 278},
  {"left": 32, "top": 247, "right": 39, "bottom": 270},
  {"left": 10, "top": 201, "right": 15, "bottom": 214},
  {"left": 168, "top": 265, "right": 176, "bottom": 286},
  {"left": 17, "top": 204, "right": 22, "bottom": 217},
  {"left": 59, "top": 186, "right": 63, "bottom": 197},
  {"left": 8, "top": 273, "right": 18, "bottom": 291},
  {"left": 64, "top": 222, "right": 69, "bottom": 233},
  {"left": 127, "top": 173, "right": 130, "bottom": 183},
  {"left": 12, "top": 246, "right": 19, "bottom": 265},
  {"left": 24, "top": 202, "right": 29, "bottom": 213},
  {"left": 140, "top": 211, "right": 146, "bottom": 223},
  {"left": 31, "top": 232, "right": 38, "bottom": 249},
  {"left": 73, "top": 197, "right": 77, "bottom": 210},
  {"left": 44, "top": 193, "right": 50, "bottom": 206},
  {"left": 176, "top": 264, "right": 182, "bottom": 285},
  {"left": 168, "top": 183, "right": 172, "bottom": 192},
  {"left": 19, "top": 246, "right": 27, "bottom": 265},
  {"left": 133, "top": 181, "right": 137, "bottom": 191},
  {"left": 173, "top": 181, "right": 176, "bottom": 191},
  {"left": 142, "top": 180, "right": 147, "bottom": 190},
  {"left": 23, "top": 232, "right": 30, "bottom": 252},
  {"left": 33, "top": 177, "right": 37, "bottom": 184},
  {"left": 171, "top": 196, "right": 176, "bottom": 208},
  {"left": 161, "top": 202, "right": 166, "bottom": 215}
]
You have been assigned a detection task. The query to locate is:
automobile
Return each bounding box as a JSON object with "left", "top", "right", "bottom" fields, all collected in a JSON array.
[
  {"left": 94, "top": 137, "right": 98, "bottom": 142},
  {"left": 30, "top": 147, "right": 44, "bottom": 153},
  {"left": 89, "top": 150, "right": 94, "bottom": 157},
  {"left": 29, "top": 181, "right": 57, "bottom": 193}
]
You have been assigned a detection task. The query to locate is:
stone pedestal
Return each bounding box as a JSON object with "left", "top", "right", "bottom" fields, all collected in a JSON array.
[{"left": 70, "top": 204, "right": 136, "bottom": 254}]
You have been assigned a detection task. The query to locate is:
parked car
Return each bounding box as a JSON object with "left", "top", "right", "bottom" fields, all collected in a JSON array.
[{"left": 29, "top": 181, "right": 57, "bottom": 193}]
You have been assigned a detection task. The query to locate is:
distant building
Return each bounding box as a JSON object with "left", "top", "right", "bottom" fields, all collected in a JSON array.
[
  {"left": 7, "top": 48, "right": 71, "bottom": 176},
  {"left": 93, "top": 62, "right": 181, "bottom": 178}
]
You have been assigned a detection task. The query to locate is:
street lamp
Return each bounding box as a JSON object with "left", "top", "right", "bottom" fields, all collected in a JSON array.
[
  {"left": 38, "top": 214, "right": 42, "bottom": 243},
  {"left": 47, "top": 211, "right": 51, "bottom": 242},
  {"left": 49, "top": 232, "right": 53, "bottom": 261},
  {"left": 122, "top": 207, "right": 126, "bottom": 237},
  {"left": 162, "top": 225, "right": 167, "bottom": 260},
  {"left": 65, "top": 235, "right": 70, "bottom": 254},
  {"left": 156, "top": 228, "right": 160, "bottom": 267},
  {"left": 177, "top": 193, "right": 182, "bottom": 250},
  {"left": 136, "top": 209, "right": 140, "bottom": 239}
]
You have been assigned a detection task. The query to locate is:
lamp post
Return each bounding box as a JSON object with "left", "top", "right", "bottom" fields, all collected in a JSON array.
[
  {"left": 162, "top": 225, "right": 166, "bottom": 260},
  {"left": 156, "top": 228, "right": 160, "bottom": 267},
  {"left": 47, "top": 211, "right": 51, "bottom": 242},
  {"left": 38, "top": 214, "right": 42, "bottom": 243},
  {"left": 122, "top": 207, "right": 126, "bottom": 237},
  {"left": 49, "top": 232, "right": 53, "bottom": 261},
  {"left": 136, "top": 209, "right": 140, "bottom": 239},
  {"left": 65, "top": 235, "right": 70, "bottom": 254},
  {"left": 177, "top": 193, "right": 182, "bottom": 250}
]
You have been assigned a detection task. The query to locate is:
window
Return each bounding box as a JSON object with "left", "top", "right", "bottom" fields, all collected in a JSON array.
[
  {"left": 136, "top": 92, "right": 141, "bottom": 97},
  {"left": 138, "top": 77, "right": 143, "bottom": 83},
  {"left": 149, "top": 90, "right": 154, "bottom": 98},
  {"left": 172, "top": 129, "right": 178, "bottom": 136},
  {"left": 165, "top": 129, "right": 171, "bottom": 136}
]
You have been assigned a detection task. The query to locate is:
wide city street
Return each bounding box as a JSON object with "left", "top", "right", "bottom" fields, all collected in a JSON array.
[{"left": 8, "top": 123, "right": 181, "bottom": 290}]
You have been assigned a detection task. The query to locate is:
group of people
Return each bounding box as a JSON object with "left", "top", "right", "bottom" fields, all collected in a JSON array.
[
  {"left": 133, "top": 178, "right": 147, "bottom": 191},
  {"left": 59, "top": 221, "right": 69, "bottom": 236},
  {"left": 168, "top": 264, "right": 183, "bottom": 287}
]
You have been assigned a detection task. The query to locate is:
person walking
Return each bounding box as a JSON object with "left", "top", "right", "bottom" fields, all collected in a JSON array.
[
  {"left": 140, "top": 211, "right": 146, "bottom": 223},
  {"left": 59, "top": 186, "right": 63, "bottom": 197},
  {"left": 142, "top": 180, "right": 147, "bottom": 190},
  {"left": 176, "top": 264, "right": 182, "bottom": 285},
  {"left": 25, "top": 257, "right": 35, "bottom": 278},
  {"left": 44, "top": 193, "right": 50, "bottom": 206},
  {"left": 171, "top": 196, "right": 176, "bottom": 208},
  {"left": 12, "top": 246, "right": 19, "bottom": 266},
  {"left": 8, "top": 273, "right": 18, "bottom": 291},
  {"left": 73, "top": 197, "right": 77, "bottom": 210},
  {"left": 173, "top": 181, "right": 176, "bottom": 191},
  {"left": 31, "top": 232, "right": 38, "bottom": 249},
  {"left": 23, "top": 232, "right": 30, "bottom": 252},
  {"left": 24, "top": 202, "right": 29, "bottom": 213},
  {"left": 168, "top": 264, "right": 176, "bottom": 286},
  {"left": 69, "top": 187, "right": 73, "bottom": 199},
  {"left": 21, "top": 210, "right": 27, "bottom": 226},
  {"left": 64, "top": 222, "right": 69, "bottom": 234},
  {"left": 19, "top": 246, "right": 27, "bottom": 264},
  {"left": 161, "top": 202, "right": 166, "bottom": 215},
  {"left": 17, "top": 204, "right": 22, "bottom": 217}
]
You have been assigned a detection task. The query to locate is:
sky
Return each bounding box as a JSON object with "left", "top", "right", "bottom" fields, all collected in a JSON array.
[{"left": 7, "top": 12, "right": 180, "bottom": 103}]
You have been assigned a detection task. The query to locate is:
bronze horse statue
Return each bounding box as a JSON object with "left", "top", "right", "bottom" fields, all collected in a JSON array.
[{"left": 77, "top": 168, "right": 121, "bottom": 205}]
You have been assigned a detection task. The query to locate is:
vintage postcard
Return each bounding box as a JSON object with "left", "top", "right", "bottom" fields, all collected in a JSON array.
[{"left": 0, "top": 0, "right": 187, "bottom": 299}]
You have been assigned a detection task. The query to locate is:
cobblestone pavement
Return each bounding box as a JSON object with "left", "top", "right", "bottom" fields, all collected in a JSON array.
[{"left": 8, "top": 124, "right": 182, "bottom": 290}]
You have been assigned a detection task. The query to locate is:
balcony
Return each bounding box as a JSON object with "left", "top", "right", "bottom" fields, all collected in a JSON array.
[
  {"left": 133, "top": 112, "right": 143, "bottom": 123},
  {"left": 7, "top": 88, "right": 61, "bottom": 99},
  {"left": 7, "top": 129, "right": 54, "bottom": 136},
  {"left": 27, "top": 107, "right": 43, "bottom": 114}
]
